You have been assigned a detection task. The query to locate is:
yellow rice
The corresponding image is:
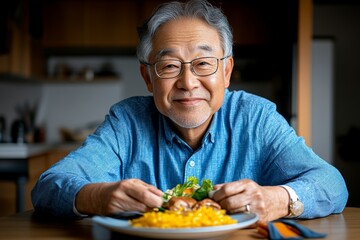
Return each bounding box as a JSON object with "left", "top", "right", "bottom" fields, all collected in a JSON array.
[{"left": 130, "top": 206, "right": 236, "bottom": 228}]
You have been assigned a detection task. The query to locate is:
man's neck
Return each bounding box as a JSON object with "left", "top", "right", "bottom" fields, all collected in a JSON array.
[{"left": 170, "top": 116, "right": 213, "bottom": 150}]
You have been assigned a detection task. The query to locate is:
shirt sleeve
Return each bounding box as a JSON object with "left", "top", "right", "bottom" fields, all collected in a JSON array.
[
  {"left": 31, "top": 106, "right": 125, "bottom": 218},
  {"left": 31, "top": 171, "right": 90, "bottom": 218},
  {"left": 259, "top": 103, "right": 348, "bottom": 218}
]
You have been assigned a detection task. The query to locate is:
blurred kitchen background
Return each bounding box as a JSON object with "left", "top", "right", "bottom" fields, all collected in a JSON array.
[{"left": 0, "top": 0, "right": 359, "bottom": 216}]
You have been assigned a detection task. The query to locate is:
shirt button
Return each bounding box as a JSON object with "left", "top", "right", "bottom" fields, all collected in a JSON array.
[{"left": 189, "top": 160, "right": 195, "bottom": 167}]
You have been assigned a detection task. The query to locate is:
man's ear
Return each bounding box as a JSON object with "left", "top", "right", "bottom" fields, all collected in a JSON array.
[
  {"left": 140, "top": 64, "right": 153, "bottom": 92},
  {"left": 224, "top": 56, "right": 234, "bottom": 88}
]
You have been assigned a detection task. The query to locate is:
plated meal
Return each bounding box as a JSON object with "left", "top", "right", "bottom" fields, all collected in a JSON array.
[
  {"left": 131, "top": 176, "right": 235, "bottom": 228},
  {"left": 92, "top": 177, "right": 259, "bottom": 239}
]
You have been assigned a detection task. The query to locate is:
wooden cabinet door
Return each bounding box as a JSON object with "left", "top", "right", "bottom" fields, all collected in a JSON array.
[{"left": 43, "top": 0, "right": 141, "bottom": 48}]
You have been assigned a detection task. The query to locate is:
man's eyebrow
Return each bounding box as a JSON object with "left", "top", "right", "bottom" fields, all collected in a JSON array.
[
  {"left": 198, "top": 44, "right": 214, "bottom": 52},
  {"left": 155, "top": 49, "right": 173, "bottom": 59}
]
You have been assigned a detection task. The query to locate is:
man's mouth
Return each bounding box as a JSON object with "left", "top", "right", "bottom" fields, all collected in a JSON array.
[{"left": 174, "top": 98, "right": 204, "bottom": 106}]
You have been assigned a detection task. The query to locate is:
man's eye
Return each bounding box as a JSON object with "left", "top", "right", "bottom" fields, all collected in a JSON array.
[
  {"left": 164, "top": 64, "right": 178, "bottom": 69},
  {"left": 194, "top": 61, "right": 211, "bottom": 68}
]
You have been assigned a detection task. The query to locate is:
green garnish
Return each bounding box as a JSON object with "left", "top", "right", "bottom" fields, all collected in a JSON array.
[
  {"left": 163, "top": 176, "right": 213, "bottom": 201},
  {"left": 192, "top": 179, "right": 214, "bottom": 201}
]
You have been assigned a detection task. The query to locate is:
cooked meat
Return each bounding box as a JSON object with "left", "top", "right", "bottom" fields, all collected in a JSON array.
[
  {"left": 164, "top": 196, "right": 197, "bottom": 211},
  {"left": 192, "top": 198, "right": 221, "bottom": 210}
]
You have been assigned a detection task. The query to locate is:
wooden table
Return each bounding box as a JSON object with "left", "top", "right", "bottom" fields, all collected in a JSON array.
[{"left": 0, "top": 207, "right": 359, "bottom": 239}]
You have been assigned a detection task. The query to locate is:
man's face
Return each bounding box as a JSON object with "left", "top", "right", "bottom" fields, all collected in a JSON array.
[{"left": 141, "top": 17, "right": 233, "bottom": 130}]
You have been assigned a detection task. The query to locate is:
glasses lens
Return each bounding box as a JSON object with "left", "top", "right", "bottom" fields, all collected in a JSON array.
[
  {"left": 155, "top": 60, "right": 182, "bottom": 79},
  {"left": 192, "top": 57, "right": 218, "bottom": 76},
  {"left": 154, "top": 57, "right": 220, "bottom": 79}
]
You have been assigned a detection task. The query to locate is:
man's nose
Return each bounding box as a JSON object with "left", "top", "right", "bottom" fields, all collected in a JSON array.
[{"left": 176, "top": 64, "right": 200, "bottom": 90}]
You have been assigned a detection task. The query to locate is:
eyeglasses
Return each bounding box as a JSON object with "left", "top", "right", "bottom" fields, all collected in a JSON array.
[{"left": 142, "top": 56, "right": 229, "bottom": 79}]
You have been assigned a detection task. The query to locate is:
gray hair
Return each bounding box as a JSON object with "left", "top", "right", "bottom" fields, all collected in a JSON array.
[{"left": 136, "top": 0, "right": 233, "bottom": 63}]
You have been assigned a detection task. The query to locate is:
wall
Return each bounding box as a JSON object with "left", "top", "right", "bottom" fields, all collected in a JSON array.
[
  {"left": 313, "top": 4, "right": 360, "bottom": 207},
  {"left": 311, "top": 39, "right": 334, "bottom": 163},
  {"left": 41, "top": 82, "right": 122, "bottom": 143},
  {"left": 313, "top": 4, "right": 360, "bottom": 137},
  {"left": 0, "top": 56, "right": 150, "bottom": 143},
  {"left": 0, "top": 82, "right": 41, "bottom": 141}
]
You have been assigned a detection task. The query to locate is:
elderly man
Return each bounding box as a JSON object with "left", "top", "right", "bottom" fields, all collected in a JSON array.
[{"left": 31, "top": 0, "right": 348, "bottom": 222}]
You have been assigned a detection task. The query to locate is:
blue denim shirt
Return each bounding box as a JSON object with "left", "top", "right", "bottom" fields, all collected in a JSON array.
[{"left": 31, "top": 90, "right": 348, "bottom": 218}]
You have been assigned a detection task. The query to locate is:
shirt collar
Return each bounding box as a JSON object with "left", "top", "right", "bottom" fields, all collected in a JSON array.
[{"left": 161, "top": 112, "right": 217, "bottom": 147}]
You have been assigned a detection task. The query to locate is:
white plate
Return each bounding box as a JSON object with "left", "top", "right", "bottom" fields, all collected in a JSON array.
[{"left": 92, "top": 212, "right": 258, "bottom": 239}]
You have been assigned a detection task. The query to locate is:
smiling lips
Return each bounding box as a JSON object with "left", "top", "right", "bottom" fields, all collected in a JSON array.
[
  {"left": 175, "top": 97, "right": 205, "bottom": 106},
  {"left": 172, "top": 91, "right": 210, "bottom": 106}
]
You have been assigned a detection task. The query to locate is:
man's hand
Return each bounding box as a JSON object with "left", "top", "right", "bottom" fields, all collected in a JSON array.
[
  {"left": 75, "top": 179, "right": 164, "bottom": 216},
  {"left": 211, "top": 179, "right": 289, "bottom": 223}
]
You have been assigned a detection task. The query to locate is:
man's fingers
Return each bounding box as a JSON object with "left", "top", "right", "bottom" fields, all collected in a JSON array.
[{"left": 118, "top": 179, "right": 164, "bottom": 210}]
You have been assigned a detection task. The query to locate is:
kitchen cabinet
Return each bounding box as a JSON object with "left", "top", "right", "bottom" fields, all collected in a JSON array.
[
  {"left": 0, "top": 144, "right": 76, "bottom": 217},
  {"left": 221, "top": 1, "right": 297, "bottom": 45},
  {"left": 42, "top": 0, "right": 297, "bottom": 49},
  {"left": 0, "top": 0, "right": 44, "bottom": 78},
  {"left": 1, "top": 0, "right": 297, "bottom": 82},
  {"left": 42, "top": 0, "right": 167, "bottom": 48}
]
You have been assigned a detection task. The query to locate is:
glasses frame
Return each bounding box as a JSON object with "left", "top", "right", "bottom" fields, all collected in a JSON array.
[{"left": 141, "top": 56, "right": 230, "bottom": 79}]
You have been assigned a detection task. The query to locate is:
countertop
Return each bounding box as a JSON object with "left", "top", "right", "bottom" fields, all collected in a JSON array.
[{"left": 0, "top": 143, "right": 80, "bottom": 159}]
